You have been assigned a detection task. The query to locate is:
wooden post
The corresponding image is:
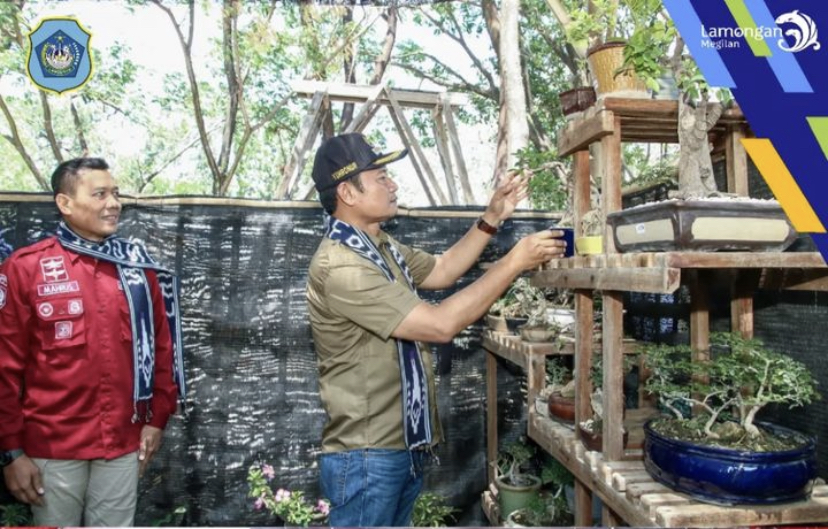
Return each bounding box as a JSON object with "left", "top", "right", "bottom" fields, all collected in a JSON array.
[
  {"left": 689, "top": 269, "right": 710, "bottom": 414},
  {"left": 732, "top": 270, "right": 760, "bottom": 339},
  {"left": 431, "top": 106, "right": 460, "bottom": 204},
  {"left": 343, "top": 82, "right": 385, "bottom": 134},
  {"left": 278, "top": 91, "right": 326, "bottom": 199},
  {"left": 386, "top": 104, "right": 437, "bottom": 207},
  {"left": 486, "top": 350, "right": 498, "bottom": 485},
  {"left": 385, "top": 89, "right": 449, "bottom": 205},
  {"left": 442, "top": 95, "right": 475, "bottom": 205},
  {"left": 726, "top": 126, "right": 749, "bottom": 196},
  {"left": 601, "top": 115, "right": 625, "bottom": 461},
  {"left": 574, "top": 480, "right": 592, "bottom": 527}
]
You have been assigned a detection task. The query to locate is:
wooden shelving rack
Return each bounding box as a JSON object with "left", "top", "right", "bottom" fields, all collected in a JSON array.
[{"left": 482, "top": 97, "right": 828, "bottom": 527}]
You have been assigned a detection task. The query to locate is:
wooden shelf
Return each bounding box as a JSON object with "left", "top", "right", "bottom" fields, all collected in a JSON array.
[
  {"left": 486, "top": 96, "right": 828, "bottom": 527},
  {"left": 532, "top": 252, "right": 828, "bottom": 293},
  {"left": 529, "top": 413, "right": 828, "bottom": 527},
  {"left": 557, "top": 98, "right": 747, "bottom": 156}
]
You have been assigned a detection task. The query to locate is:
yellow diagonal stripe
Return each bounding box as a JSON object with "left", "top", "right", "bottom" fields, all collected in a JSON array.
[
  {"left": 807, "top": 117, "right": 828, "bottom": 160},
  {"left": 741, "top": 138, "right": 826, "bottom": 233}
]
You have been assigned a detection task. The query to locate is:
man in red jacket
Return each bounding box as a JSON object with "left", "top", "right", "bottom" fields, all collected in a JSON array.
[{"left": 0, "top": 158, "right": 184, "bottom": 526}]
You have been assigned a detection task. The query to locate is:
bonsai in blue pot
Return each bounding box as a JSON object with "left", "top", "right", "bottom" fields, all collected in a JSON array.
[{"left": 640, "top": 332, "right": 820, "bottom": 505}]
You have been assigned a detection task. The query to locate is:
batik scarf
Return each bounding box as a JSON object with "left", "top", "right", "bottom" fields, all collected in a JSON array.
[
  {"left": 56, "top": 222, "right": 186, "bottom": 422},
  {"left": 325, "top": 217, "right": 433, "bottom": 450}
]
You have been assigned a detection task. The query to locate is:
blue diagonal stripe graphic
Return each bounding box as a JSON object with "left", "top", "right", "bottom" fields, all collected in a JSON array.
[
  {"left": 744, "top": 0, "right": 814, "bottom": 93},
  {"left": 663, "top": 0, "right": 735, "bottom": 88}
]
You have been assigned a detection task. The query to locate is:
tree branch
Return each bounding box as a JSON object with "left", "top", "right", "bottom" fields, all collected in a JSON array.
[
  {"left": 392, "top": 62, "right": 496, "bottom": 101},
  {"left": 69, "top": 98, "right": 89, "bottom": 156},
  {"left": 39, "top": 92, "right": 63, "bottom": 163},
  {"left": 218, "top": 0, "right": 241, "bottom": 184},
  {"left": 368, "top": 7, "right": 397, "bottom": 85},
  {"left": 420, "top": 7, "right": 497, "bottom": 93},
  {"left": 152, "top": 0, "right": 221, "bottom": 192},
  {"left": 0, "top": 93, "right": 48, "bottom": 190}
]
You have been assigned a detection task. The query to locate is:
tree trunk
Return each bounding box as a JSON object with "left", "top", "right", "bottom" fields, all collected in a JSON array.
[{"left": 499, "top": 0, "right": 529, "bottom": 172}]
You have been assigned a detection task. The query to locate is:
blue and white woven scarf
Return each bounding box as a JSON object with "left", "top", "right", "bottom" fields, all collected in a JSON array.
[
  {"left": 325, "top": 217, "right": 433, "bottom": 450},
  {"left": 56, "top": 222, "right": 186, "bottom": 422}
]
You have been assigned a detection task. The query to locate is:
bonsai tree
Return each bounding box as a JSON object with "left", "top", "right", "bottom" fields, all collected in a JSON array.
[
  {"left": 497, "top": 438, "right": 537, "bottom": 487},
  {"left": 642, "top": 332, "right": 820, "bottom": 446}
]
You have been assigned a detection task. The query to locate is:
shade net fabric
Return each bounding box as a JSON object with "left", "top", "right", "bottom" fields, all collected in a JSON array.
[{"left": 0, "top": 195, "right": 553, "bottom": 526}]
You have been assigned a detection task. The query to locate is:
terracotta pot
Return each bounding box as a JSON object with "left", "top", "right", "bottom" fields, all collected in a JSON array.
[
  {"left": 547, "top": 392, "right": 575, "bottom": 423},
  {"left": 578, "top": 423, "right": 629, "bottom": 452},
  {"left": 559, "top": 87, "right": 596, "bottom": 116}
]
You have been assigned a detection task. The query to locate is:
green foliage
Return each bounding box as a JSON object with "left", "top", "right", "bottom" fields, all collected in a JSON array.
[
  {"left": 0, "top": 502, "right": 31, "bottom": 526},
  {"left": 411, "top": 492, "right": 457, "bottom": 527},
  {"left": 642, "top": 333, "right": 821, "bottom": 440},
  {"left": 620, "top": 18, "right": 676, "bottom": 91},
  {"left": 151, "top": 505, "right": 187, "bottom": 526},
  {"left": 513, "top": 146, "right": 568, "bottom": 212}
]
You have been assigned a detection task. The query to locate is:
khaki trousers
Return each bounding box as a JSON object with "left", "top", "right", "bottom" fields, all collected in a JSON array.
[{"left": 31, "top": 451, "right": 139, "bottom": 527}]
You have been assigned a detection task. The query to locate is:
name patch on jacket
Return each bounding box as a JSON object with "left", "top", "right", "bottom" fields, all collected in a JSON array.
[
  {"left": 37, "top": 281, "right": 80, "bottom": 297},
  {"left": 40, "top": 257, "right": 68, "bottom": 283}
]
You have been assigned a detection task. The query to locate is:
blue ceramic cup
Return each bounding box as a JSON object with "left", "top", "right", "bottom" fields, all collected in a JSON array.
[{"left": 550, "top": 226, "right": 574, "bottom": 258}]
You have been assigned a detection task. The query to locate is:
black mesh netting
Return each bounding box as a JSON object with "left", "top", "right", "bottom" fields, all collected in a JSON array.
[{"left": 0, "top": 195, "right": 552, "bottom": 526}]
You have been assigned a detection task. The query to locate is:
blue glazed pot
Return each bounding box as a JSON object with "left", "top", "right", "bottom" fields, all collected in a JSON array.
[{"left": 643, "top": 419, "right": 817, "bottom": 505}]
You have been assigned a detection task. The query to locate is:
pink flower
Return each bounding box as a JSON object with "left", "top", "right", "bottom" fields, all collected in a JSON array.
[
  {"left": 316, "top": 499, "right": 330, "bottom": 515},
  {"left": 262, "top": 464, "right": 275, "bottom": 481},
  {"left": 254, "top": 497, "right": 265, "bottom": 511},
  {"left": 275, "top": 488, "right": 290, "bottom": 503}
]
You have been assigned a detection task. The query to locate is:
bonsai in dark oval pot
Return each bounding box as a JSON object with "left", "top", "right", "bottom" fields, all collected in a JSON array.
[{"left": 640, "top": 332, "right": 820, "bottom": 505}]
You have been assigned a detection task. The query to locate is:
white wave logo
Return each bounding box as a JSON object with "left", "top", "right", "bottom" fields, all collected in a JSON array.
[{"left": 775, "top": 10, "right": 821, "bottom": 52}]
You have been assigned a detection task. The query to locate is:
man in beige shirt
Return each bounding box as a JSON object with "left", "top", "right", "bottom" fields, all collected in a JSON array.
[{"left": 307, "top": 133, "right": 566, "bottom": 527}]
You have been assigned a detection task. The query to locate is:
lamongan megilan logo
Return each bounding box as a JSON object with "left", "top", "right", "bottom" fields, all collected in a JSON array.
[
  {"left": 775, "top": 10, "right": 821, "bottom": 53},
  {"left": 27, "top": 17, "right": 93, "bottom": 95}
]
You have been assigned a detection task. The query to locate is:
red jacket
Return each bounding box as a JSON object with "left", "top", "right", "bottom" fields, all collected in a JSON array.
[{"left": 0, "top": 236, "right": 178, "bottom": 460}]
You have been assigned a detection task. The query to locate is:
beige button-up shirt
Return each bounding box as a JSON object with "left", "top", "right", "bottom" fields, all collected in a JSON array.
[{"left": 307, "top": 230, "right": 443, "bottom": 452}]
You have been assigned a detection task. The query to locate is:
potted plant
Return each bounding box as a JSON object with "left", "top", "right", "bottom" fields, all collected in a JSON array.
[
  {"left": 542, "top": 357, "right": 576, "bottom": 423},
  {"left": 504, "top": 457, "right": 574, "bottom": 527},
  {"left": 494, "top": 439, "right": 543, "bottom": 519},
  {"left": 575, "top": 206, "right": 603, "bottom": 255},
  {"left": 411, "top": 492, "right": 457, "bottom": 527},
  {"left": 554, "top": 0, "right": 648, "bottom": 98},
  {"left": 641, "top": 332, "right": 821, "bottom": 505},
  {"left": 578, "top": 354, "right": 635, "bottom": 451}
]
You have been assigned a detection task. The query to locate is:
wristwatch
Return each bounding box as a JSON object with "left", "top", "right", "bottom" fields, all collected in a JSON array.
[
  {"left": 0, "top": 449, "right": 24, "bottom": 467},
  {"left": 476, "top": 217, "right": 499, "bottom": 235}
]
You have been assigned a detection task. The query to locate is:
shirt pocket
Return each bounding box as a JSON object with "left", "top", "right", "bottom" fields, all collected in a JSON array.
[
  {"left": 119, "top": 302, "right": 134, "bottom": 343},
  {"left": 35, "top": 297, "right": 87, "bottom": 351}
]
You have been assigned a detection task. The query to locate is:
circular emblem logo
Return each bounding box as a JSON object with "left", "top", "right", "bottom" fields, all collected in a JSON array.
[{"left": 38, "top": 302, "right": 54, "bottom": 317}]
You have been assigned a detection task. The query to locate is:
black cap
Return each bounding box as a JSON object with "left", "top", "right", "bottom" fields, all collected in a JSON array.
[{"left": 311, "top": 133, "right": 408, "bottom": 192}]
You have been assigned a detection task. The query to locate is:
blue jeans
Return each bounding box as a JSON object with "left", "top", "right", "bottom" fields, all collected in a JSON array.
[{"left": 319, "top": 449, "right": 430, "bottom": 527}]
